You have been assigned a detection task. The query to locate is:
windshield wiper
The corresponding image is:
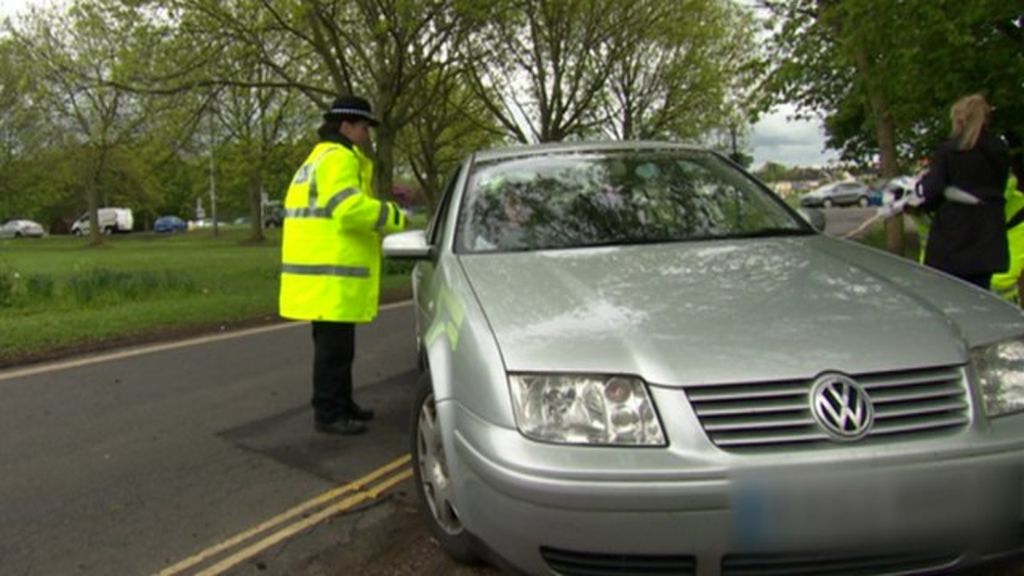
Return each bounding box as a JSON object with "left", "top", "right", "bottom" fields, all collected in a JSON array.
[{"left": 720, "top": 227, "right": 814, "bottom": 239}]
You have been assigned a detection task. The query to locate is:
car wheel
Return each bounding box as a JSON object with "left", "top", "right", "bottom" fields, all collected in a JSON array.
[
  {"left": 858, "top": 196, "right": 869, "bottom": 207},
  {"left": 72, "top": 229, "right": 83, "bottom": 236},
  {"left": 102, "top": 226, "right": 113, "bottom": 235},
  {"left": 14, "top": 231, "right": 21, "bottom": 238},
  {"left": 823, "top": 198, "right": 834, "bottom": 208},
  {"left": 411, "top": 372, "right": 479, "bottom": 564}
]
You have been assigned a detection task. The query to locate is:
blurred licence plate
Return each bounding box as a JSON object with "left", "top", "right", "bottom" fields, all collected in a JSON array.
[{"left": 732, "top": 469, "right": 974, "bottom": 550}]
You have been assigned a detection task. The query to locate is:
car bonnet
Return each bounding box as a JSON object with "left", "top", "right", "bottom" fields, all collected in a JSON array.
[{"left": 458, "top": 236, "right": 1022, "bottom": 387}]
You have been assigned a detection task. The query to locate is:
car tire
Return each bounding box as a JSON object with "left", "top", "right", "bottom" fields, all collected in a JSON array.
[
  {"left": 823, "top": 198, "right": 834, "bottom": 208},
  {"left": 411, "top": 372, "right": 480, "bottom": 565},
  {"left": 72, "top": 229, "right": 83, "bottom": 236},
  {"left": 858, "top": 196, "right": 869, "bottom": 207}
]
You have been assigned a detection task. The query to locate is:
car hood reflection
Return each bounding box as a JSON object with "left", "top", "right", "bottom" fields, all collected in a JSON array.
[{"left": 459, "top": 236, "right": 1004, "bottom": 387}]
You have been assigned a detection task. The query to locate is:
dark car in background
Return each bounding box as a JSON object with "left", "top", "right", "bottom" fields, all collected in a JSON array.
[
  {"left": 800, "top": 181, "right": 872, "bottom": 208},
  {"left": 154, "top": 215, "right": 187, "bottom": 233}
]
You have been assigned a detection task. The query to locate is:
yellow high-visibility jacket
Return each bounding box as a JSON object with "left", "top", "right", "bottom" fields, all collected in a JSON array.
[
  {"left": 992, "top": 175, "right": 1023, "bottom": 302},
  {"left": 279, "top": 138, "right": 406, "bottom": 322}
]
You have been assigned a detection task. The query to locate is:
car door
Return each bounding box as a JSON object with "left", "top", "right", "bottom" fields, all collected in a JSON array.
[{"left": 414, "top": 166, "right": 463, "bottom": 351}]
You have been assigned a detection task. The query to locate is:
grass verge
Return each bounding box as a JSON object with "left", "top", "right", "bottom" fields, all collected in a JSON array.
[{"left": 0, "top": 228, "right": 413, "bottom": 367}]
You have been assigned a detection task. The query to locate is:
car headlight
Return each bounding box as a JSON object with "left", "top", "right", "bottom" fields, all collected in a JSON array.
[
  {"left": 972, "top": 338, "right": 1024, "bottom": 418},
  {"left": 508, "top": 374, "right": 666, "bottom": 446}
]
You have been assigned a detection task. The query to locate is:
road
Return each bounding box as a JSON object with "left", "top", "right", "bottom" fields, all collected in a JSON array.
[{"left": 0, "top": 302, "right": 497, "bottom": 576}]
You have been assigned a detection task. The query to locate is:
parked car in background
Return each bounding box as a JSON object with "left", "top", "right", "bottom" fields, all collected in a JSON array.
[
  {"left": 0, "top": 219, "right": 46, "bottom": 238},
  {"left": 799, "top": 181, "right": 872, "bottom": 208},
  {"left": 384, "top": 141, "right": 1024, "bottom": 576},
  {"left": 153, "top": 215, "right": 187, "bottom": 234},
  {"left": 71, "top": 207, "right": 134, "bottom": 235}
]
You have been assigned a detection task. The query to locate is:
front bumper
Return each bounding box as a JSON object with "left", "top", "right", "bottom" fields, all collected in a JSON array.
[{"left": 443, "top": 394, "right": 1024, "bottom": 576}]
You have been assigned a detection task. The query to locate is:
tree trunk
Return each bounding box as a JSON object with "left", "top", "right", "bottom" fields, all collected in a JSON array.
[
  {"left": 87, "top": 145, "right": 108, "bottom": 246},
  {"left": 375, "top": 125, "right": 396, "bottom": 201},
  {"left": 248, "top": 169, "right": 265, "bottom": 243},
  {"left": 854, "top": 45, "right": 904, "bottom": 256}
]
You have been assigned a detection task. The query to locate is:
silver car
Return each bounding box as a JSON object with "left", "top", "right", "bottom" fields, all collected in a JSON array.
[
  {"left": 800, "top": 181, "right": 872, "bottom": 208},
  {"left": 1, "top": 219, "right": 45, "bottom": 238},
  {"left": 384, "top": 141, "right": 1024, "bottom": 576}
]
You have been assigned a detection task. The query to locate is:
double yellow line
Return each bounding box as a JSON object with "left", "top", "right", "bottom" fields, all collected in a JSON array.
[{"left": 155, "top": 455, "right": 413, "bottom": 576}]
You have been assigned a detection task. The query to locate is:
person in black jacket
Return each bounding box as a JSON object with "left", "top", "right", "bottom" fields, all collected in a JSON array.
[{"left": 920, "top": 94, "right": 1011, "bottom": 290}]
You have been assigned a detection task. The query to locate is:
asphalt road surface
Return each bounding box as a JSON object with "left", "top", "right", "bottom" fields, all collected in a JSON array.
[{"left": 0, "top": 302, "right": 496, "bottom": 576}]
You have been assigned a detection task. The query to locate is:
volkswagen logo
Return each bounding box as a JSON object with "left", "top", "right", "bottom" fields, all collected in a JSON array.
[{"left": 809, "top": 373, "right": 874, "bottom": 440}]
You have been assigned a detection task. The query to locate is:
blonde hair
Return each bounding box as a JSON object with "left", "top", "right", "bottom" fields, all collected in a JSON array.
[{"left": 950, "top": 94, "right": 990, "bottom": 150}]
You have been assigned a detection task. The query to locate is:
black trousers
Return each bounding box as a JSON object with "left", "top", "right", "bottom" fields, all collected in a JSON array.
[
  {"left": 311, "top": 321, "right": 356, "bottom": 424},
  {"left": 960, "top": 273, "right": 992, "bottom": 291}
]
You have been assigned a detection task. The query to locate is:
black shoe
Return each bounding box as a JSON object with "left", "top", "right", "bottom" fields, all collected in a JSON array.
[
  {"left": 314, "top": 418, "right": 367, "bottom": 435},
  {"left": 349, "top": 404, "right": 375, "bottom": 422}
]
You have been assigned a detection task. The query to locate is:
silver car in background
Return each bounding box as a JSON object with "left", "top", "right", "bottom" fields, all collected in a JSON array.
[
  {"left": 384, "top": 141, "right": 1024, "bottom": 576},
  {"left": 0, "top": 219, "right": 45, "bottom": 238},
  {"left": 800, "top": 181, "right": 872, "bottom": 208}
]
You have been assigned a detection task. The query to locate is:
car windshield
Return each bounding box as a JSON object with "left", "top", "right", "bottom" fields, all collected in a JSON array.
[{"left": 456, "top": 149, "right": 810, "bottom": 253}]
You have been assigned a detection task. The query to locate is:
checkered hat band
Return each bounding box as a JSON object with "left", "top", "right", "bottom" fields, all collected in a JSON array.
[{"left": 330, "top": 108, "right": 375, "bottom": 119}]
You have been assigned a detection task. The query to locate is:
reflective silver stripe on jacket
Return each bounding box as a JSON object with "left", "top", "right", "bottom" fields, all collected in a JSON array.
[
  {"left": 307, "top": 147, "right": 340, "bottom": 209},
  {"left": 324, "top": 187, "right": 359, "bottom": 216},
  {"left": 285, "top": 188, "right": 360, "bottom": 220},
  {"left": 284, "top": 207, "right": 328, "bottom": 219},
  {"left": 375, "top": 203, "right": 389, "bottom": 230},
  {"left": 281, "top": 264, "right": 370, "bottom": 278}
]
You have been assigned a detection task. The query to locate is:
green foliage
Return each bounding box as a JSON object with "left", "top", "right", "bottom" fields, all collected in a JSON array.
[
  {"left": 766, "top": 0, "right": 1023, "bottom": 167},
  {"left": 24, "top": 273, "right": 55, "bottom": 300},
  {"left": 66, "top": 268, "right": 197, "bottom": 305},
  {"left": 0, "top": 230, "right": 412, "bottom": 361},
  {"left": 0, "top": 265, "right": 14, "bottom": 308}
]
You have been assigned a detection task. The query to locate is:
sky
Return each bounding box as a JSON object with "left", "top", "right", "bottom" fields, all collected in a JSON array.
[
  {"left": 750, "top": 105, "right": 838, "bottom": 169},
  {"left": 0, "top": 0, "right": 838, "bottom": 169}
]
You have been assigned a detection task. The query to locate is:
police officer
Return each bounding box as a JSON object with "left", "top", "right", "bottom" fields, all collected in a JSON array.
[{"left": 279, "top": 96, "right": 407, "bottom": 435}]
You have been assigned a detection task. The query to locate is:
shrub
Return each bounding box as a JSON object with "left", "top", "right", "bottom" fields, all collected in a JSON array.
[
  {"left": 0, "top": 267, "right": 15, "bottom": 308},
  {"left": 25, "top": 274, "right": 55, "bottom": 301},
  {"left": 66, "top": 268, "right": 198, "bottom": 305}
]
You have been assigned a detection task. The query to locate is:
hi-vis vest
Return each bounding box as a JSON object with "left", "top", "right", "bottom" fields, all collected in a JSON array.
[
  {"left": 992, "top": 174, "right": 1024, "bottom": 303},
  {"left": 279, "top": 140, "right": 406, "bottom": 323}
]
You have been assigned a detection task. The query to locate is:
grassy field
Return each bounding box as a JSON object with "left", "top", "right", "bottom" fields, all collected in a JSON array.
[{"left": 0, "top": 227, "right": 413, "bottom": 365}]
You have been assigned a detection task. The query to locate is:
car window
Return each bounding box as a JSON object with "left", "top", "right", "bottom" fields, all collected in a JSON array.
[
  {"left": 427, "top": 167, "right": 461, "bottom": 247},
  {"left": 455, "top": 150, "right": 810, "bottom": 253}
]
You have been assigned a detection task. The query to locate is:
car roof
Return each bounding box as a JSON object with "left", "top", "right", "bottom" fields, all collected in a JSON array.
[{"left": 470, "top": 140, "right": 708, "bottom": 163}]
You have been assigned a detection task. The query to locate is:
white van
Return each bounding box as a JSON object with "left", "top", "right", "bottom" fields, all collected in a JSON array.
[{"left": 71, "top": 208, "right": 134, "bottom": 235}]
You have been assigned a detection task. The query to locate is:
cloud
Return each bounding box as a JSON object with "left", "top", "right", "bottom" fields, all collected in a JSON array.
[{"left": 751, "top": 105, "right": 839, "bottom": 169}]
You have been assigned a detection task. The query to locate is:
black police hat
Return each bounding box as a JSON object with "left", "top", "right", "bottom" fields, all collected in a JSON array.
[{"left": 323, "top": 95, "right": 380, "bottom": 126}]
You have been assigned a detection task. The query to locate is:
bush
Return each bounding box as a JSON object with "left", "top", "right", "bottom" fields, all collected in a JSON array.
[
  {"left": 0, "top": 267, "right": 15, "bottom": 308},
  {"left": 66, "top": 268, "right": 198, "bottom": 305},
  {"left": 25, "top": 274, "right": 55, "bottom": 300}
]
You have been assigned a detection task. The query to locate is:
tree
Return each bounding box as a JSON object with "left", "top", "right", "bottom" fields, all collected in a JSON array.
[
  {"left": 465, "top": 0, "right": 641, "bottom": 143},
  {"left": 150, "top": 0, "right": 481, "bottom": 201},
  {"left": 7, "top": 1, "right": 172, "bottom": 243},
  {"left": 398, "top": 69, "right": 504, "bottom": 207},
  {"left": 764, "top": 0, "right": 1024, "bottom": 255},
  {"left": 602, "top": 0, "right": 760, "bottom": 142}
]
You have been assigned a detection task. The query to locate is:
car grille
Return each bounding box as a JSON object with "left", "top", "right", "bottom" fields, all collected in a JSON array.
[
  {"left": 540, "top": 547, "right": 696, "bottom": 576},
  {"left": 687, "top": 365, "right": 970, "bottom": 449},
  {"left": 720, "top": 550, "right": 960, "bottom": 576}
]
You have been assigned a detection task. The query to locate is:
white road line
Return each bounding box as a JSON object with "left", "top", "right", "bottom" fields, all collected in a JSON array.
[{"left": 0, "top": 300, "right": 413, "bottom": 382}]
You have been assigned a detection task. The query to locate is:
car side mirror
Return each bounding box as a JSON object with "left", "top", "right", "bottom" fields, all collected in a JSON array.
[
  {"left": 383, "top": 229, "right": 433, "bottom": 260},
  {"left": 797, "top": 208, "right": 826, "bottom": 232}
]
